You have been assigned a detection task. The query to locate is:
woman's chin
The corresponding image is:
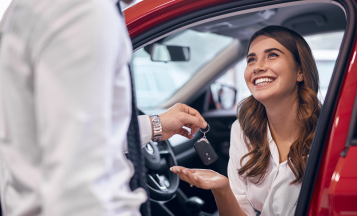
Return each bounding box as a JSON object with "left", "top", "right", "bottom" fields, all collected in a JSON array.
[
  {"left": 252, "top": 93, "right": 273, "bottom": 105},
  {"left": 253, "top": 90, "right": 298, "bottom": 109}
]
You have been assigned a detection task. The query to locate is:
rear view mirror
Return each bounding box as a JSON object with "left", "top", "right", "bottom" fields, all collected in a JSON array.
[{"left": 151, "top": 44, "right": 190, "bottom": 62}]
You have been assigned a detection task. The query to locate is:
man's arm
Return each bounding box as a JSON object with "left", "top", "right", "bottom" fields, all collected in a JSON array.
[{"left": 35, "top": 1, "right": 144, "bottom": 215}]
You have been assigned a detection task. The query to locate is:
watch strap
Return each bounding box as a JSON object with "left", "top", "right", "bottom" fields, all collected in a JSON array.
[{"left": 150, "top": 115, "right": 162, "bottom": 142}]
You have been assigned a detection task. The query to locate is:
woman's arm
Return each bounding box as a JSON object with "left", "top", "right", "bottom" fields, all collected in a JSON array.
[
  {"left": 212, "top": 185, "right": 247, "bottom": 216},
  {"left": 170, "top": 167, "right": 247, "bottom": 216},
  {"left": 170, "top": 121, "right": 256, "bottom": 215}
]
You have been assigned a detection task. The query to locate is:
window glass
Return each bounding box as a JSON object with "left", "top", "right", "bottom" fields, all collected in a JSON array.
[
  {"left": 305, "top": 32, "right": 343, "bottom": 102},
  {"left": 132, "top": 30, "right": 234, "bottom": 109}
]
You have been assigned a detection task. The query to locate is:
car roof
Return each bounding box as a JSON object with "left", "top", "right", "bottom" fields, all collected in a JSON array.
[
  {"left": 124, "top": 0, "right": 346, "bottom": 40},
  {"left": 124, "top": 0, "right": 238, "bottom": 38}
]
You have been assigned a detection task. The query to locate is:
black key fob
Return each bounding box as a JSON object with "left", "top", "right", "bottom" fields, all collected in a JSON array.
[{"left": 194, "top": 137, "right": 218, "bottom": 165}]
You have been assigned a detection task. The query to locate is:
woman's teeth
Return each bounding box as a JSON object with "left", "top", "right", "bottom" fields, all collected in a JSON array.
[{"left": 255, "top": 78, "right": 274, "bottom": 85}]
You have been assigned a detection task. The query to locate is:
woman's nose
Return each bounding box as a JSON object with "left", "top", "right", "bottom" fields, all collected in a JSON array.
[{"left": 253, "top": 59, "right": 267, "bottom": 73}]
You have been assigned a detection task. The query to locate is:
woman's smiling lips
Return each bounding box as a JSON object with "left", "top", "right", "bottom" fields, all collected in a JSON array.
[{"left": 252, "top": 77, "right": 276, "bottom": 87}]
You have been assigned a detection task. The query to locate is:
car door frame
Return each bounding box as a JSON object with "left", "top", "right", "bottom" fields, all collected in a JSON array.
[{"left": 125, "top": 0, "right": 357, "bottom": 215}]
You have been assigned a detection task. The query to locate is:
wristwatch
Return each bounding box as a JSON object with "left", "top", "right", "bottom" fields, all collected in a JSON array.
[{"left": 150, "top": 115, "right": 162, "bottom": 142}]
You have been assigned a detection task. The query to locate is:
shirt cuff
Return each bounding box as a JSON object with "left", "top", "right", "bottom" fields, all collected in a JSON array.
[{"left": 138, "top": 115, "right": 152, "bottom": 147}]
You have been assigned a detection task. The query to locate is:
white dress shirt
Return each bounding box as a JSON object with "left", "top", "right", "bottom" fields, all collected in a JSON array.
[
  {"left": 228, "top": 120, "right": 301, "bottom": 216},
  {"left": 0, "top": 0, "right": 152, "bottom": 215}
]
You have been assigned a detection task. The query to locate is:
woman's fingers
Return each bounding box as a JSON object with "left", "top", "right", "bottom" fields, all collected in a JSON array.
[
  {"left": 179, "top": 172, "right": 195, "bottom": 186},
  {"left": 171, "top": 166, "right": 229, "bottom": 190},
  {"left": 170, "top": 166, "right": 183, "bottom": 173},
  {"left": 170, "top": 166, "right": 198, "bottom": 186},
  {"left": 170, "top": 166, "right": 211, "bottom": 189}
]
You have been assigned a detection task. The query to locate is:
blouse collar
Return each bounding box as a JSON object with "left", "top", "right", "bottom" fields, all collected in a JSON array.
[{"left": 267, "top": 124, "right": 281, "bottom": 166}]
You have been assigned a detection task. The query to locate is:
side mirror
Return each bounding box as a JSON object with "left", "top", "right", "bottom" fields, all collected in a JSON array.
[
  {"left": 151, "top": 44, "right": 190, "bottom": 62},
  {"left": 211, "top": 83, "right": 237, "bottom": 110}
]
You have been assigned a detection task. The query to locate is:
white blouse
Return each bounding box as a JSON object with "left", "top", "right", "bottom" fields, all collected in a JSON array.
[{"left": 228, "top": 120, "right": 301, "bottom": 216}]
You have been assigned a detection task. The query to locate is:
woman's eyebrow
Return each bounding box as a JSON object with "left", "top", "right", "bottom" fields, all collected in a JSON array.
[
  {"left": 247, "top": 48, "right": 285, "bottom": 58},
  {"left": 265, "top": 48, "right": 285, "bottom": 54},
  {"left": 247, "top": 53, "right": 255, "bottom": 58}
]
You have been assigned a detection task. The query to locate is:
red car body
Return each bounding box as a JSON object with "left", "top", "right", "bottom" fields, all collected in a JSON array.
[{"left": 124, "top": 0, "right": 357, "bottom": 215}]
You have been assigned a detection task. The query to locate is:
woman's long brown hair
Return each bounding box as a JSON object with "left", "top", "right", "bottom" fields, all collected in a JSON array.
[{"left": 237, "top": 26, "right": 321, "bottom": 184}]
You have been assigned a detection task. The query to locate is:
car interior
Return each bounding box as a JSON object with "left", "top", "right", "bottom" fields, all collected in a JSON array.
[{"left": 130, "top": 1, "right": 347, "bottom": 215}]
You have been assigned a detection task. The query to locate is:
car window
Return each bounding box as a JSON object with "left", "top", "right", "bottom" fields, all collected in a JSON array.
[
  {"left": 131, "top": 4, "right": 345, "bottom": 113},
  {"left": 211, "top": 31, "right": 344, "bottom": 110},
  {"left": 132, "top": 30, "right": 234, "bottom": 109}
]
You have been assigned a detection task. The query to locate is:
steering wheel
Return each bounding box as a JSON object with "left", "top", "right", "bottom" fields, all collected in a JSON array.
[{"left": 142, "top": 140, "right": 179, "bottom": 201}]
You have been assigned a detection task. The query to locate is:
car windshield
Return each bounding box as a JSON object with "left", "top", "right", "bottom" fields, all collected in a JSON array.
[{"left": 132, "top": 30, "right": 234, "bottom": 109}]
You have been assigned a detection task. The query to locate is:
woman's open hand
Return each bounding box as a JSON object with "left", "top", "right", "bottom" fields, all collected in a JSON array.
[{"left": 170, "top": 166, "right": 229, "bottom": 190}]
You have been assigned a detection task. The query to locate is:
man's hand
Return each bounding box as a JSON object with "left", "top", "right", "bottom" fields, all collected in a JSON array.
[{"left": 155, "top": 103, "right": 207, "bottom": 140}]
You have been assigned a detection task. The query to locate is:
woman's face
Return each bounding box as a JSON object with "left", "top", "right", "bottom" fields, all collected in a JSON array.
[{"left": 244, "top": 35, "right": 302, "bottom": 106}]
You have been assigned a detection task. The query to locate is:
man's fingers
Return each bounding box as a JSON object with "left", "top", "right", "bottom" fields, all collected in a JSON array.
[
  {"left": 184, "top": 123, "right": 192, "bottom": 128},
  {"left": 179, "top": 113, "right": 207, "bottom": 129},
  {"left": 190, "top": 125, "right": 199, "bottom": 134},
  {"left": 179, "top": 128, "right": 188, "bottom": 137},
  {"left": 178, "top": 128, "right": 194, "bottom": 139},
  {"left": 179, "top": 103, "right": 199, "bottom": 116},
  {"left": 187, "top": 106, "right": 206, "bottom": 126},
  {"left": 184, "top": 124, "right": 199, "bottom": 136},
  {"left": 178, "top": 104, "right": 207, "bottom": 128}
]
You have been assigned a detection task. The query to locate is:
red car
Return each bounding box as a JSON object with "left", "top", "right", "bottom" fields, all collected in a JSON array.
[{"left": 124, "top": 0, "right": 357, "bottom": 215}]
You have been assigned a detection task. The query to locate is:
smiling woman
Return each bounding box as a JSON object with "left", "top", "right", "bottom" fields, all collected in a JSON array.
[
  {"left": 171, "top": 26, "right": 321, "bottom": 216},
  {"left": 239, "top": 26, "right": 321, "bottom": 184}
]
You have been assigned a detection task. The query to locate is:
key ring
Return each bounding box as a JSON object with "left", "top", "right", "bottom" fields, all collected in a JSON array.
[{"left": 199, "top": 124, "right": 210, "bottom": 134}]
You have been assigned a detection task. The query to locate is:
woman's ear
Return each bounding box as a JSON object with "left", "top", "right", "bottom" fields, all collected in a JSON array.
[{"left": 296, "top": 67, "right": 303, "bottom": 82}]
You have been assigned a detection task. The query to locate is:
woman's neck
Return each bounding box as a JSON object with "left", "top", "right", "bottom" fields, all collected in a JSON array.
[{"left": 265, "top": 95, "right": 299, "bottom": 162}]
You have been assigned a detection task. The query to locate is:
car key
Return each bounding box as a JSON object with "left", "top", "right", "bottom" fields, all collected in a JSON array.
[{"left": 193, "top": 124, "right": 218, "bottom": 165}]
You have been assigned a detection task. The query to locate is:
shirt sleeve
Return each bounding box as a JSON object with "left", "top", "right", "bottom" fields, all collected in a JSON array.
[
  {"left": 34, "top": 1, "right": 146, "bottom": 215},
  {"left": 138, "top": 115, "right": 152, "bottom": 146},
  {"left": 228, "top": 120, "right": 256, "bottom": 216},
  {"left": 122, "top": 115, "right": 151, "bottom": 153}
]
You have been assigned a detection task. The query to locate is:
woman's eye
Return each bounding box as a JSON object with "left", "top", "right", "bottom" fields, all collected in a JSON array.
[
  {"left": 268, "top": 52, "right": 279, "bottom": 58},
  {"left": 247, "top": 58, "right": 255, "bottom": 63}
]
